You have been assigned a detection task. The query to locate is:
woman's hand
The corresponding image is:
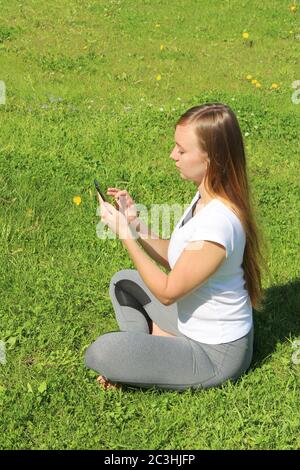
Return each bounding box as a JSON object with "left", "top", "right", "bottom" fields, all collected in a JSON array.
[
  {"left": 106, "top": 188, "right": 139, "bottom": 223},
  {"left": 98, "top": 193, "right": 134, "bottom": 240}
]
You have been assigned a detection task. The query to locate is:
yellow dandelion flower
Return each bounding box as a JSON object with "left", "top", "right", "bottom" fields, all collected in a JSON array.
[
  {"left": 160, "top": 44, "right": 164, "bottom": 51},
  {"left": 156, "top": 74, "right": 162, "bottom": 81},
  {"left": 289, "top": 5, "right": 297, "bottom": 13},
  {"left": 271, "top": 83, "right": 280, "bottom": 89},
  {"left": 255, "top": 82, "right": 262, "bottom": 88},
  {"left": 73, "top": 196, "right": 81, "bottom": 206},
  {"left": 243, "top": 32, "right": 249, "bottom": 39},
  {"left": 251, "top": 79, "right": 258, "bottom": 84},
  {"left": 246, "top": 74, "right": 252, "bottom": 80},
  {"left": 155, "top": 23, "right": 160, "bottom": 27}
]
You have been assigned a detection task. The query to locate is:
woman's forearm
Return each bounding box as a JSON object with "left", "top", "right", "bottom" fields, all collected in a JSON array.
[{"left": 130, "top": 218, "right": 171, "bottom": 270}]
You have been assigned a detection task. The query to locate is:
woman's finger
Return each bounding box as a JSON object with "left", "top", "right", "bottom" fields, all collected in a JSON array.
[
  {"left": 107, "top": 188, "right": 123, "bottom": 193},
  {"left": 115, "top": 190, "right": 127, "bottom": 197},
  {"left": 97, "top": 193, "right": 103, "bottom": 204}
]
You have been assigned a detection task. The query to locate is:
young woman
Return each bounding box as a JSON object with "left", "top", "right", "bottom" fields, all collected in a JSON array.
[{"left": 85, "top": 102, "right": 269, "bottom": 392}]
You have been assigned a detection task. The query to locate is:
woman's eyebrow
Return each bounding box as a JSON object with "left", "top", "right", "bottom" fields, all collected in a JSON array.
[{"left": 175, "top": 141, "right": 186, "bottom": 149}]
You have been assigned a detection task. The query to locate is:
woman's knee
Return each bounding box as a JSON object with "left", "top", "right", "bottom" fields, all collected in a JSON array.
[
  {"left": 84, "top": 340, "right": 99, "bottom": 370},
  {"left": 109, "top": 269, "right": 137, "bottom": 288},
  {"left": 84, "top": 334, "right": 114, "bottom": 371}
]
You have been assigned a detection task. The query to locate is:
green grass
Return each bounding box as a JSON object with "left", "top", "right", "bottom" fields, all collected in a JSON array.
[{"left": 0, "top": 0, "right": 300, "bottom": 450}]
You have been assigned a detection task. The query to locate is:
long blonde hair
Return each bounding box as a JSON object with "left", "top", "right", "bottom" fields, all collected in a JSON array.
[{"left": 176, "top": 103, "right": 270, "bottom": 311}]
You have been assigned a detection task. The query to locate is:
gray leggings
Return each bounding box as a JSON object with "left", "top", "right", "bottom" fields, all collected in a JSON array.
[{"left": 84, "top": 269, "right": 254, "bottom": 391}]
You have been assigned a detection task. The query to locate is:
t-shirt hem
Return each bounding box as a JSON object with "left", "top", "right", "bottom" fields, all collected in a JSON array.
[{"left": 178, "top": 322, "right": 253, "bottom": 345}]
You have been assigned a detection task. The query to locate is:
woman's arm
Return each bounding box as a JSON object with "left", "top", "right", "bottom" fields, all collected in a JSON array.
[{"left": 131, "top": 218, "right": 171, "bottom": 271}]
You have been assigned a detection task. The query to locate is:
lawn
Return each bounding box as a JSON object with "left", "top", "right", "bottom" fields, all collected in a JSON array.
[{"left": 0, "top": 0, "right": 299, "bottom": 450}]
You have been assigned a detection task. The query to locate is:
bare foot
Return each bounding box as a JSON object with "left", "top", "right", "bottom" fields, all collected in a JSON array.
[{"left": 97, "top": 375, "right": 122, "bottom": 391}]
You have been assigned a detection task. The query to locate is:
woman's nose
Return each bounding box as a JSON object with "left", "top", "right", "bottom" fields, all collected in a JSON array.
[{"left": 170, "top": 148, "right": 176, "bottom": 160}]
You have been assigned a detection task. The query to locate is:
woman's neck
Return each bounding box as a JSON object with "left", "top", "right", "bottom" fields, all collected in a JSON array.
[{"left": 196, "top": 184, "right": 214, "bottom": 206}]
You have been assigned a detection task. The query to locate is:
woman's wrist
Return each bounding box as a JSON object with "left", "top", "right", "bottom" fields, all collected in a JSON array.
[
  {"left": 129, "top": 217, "right": 141, "bottom": 232},
  {"left": 122, "top": 217, "right": 140, "bottom": 241},
  {"left": 130, "top": 217, "right": 160, "bottom": 240}
]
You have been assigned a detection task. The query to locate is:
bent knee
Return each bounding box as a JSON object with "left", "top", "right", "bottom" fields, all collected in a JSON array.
[
  {"left": 109, "top": 269, "right": 138, "bottom": 290},
  {"left": 84, "top": 335, "right": 109, "bottom": 370},
  {"left": 84, "top": 332, "right": 122, "bottom": 372},
  {"left": 84, "top": 341, "right": 99, "bottom": 370}
]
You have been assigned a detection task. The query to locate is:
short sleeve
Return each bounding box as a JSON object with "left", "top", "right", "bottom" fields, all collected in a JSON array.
[{"left": 188, "top": 213, "right": 234, "bottom": 259}]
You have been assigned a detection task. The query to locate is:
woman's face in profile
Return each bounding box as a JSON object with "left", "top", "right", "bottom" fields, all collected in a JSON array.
[{"left": 170, "top": 123, "right": 209, "bottom": 184}]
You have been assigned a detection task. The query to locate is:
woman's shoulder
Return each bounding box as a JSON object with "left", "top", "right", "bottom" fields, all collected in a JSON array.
[{"left": 200, "top": 198, "right": 243, "bottom": 229}]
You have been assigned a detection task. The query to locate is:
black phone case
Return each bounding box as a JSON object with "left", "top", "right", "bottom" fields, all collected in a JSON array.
[{"left": 94, "top": 179, "right": 107, "bottom": 201}]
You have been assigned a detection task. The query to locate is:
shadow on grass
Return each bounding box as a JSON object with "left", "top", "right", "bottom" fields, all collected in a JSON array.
[{"left": 251, "top": 278, "right": 300, "bottom": 368}]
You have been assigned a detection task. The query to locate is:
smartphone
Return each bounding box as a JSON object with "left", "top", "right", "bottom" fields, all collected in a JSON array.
[{"left": 94, "top": 179, "right": 107, "bottom": 202}]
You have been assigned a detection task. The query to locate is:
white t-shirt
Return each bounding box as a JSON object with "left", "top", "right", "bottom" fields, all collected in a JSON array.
[{"left": 167, "top": 190, "right": 253, "bottom": 344}]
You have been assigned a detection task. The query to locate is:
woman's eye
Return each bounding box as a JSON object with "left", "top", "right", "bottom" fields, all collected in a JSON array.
[{"left": 179, "top": 151, "right": 184, "bottom": 155}]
